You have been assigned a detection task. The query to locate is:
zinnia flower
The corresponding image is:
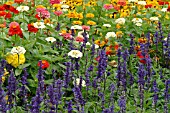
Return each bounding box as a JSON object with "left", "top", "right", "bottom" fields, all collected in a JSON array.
[
  {"left": 14, "top": 0, "right": 24, "bottom": 4},
  {"left": 103, "top": 4, "right": 113, "bottom": 10},
  {"left": 37, "top": 60, "right": 50, "bottom": 69},
  {"left": 16, "top": 6, "right": 29, "bottom": 12},
  {"left": 45, "top": 37, "right": 56, "bottom": 43},
  {"left": 54, "top": 10, "right": 63, "bottom": 16},
  {"left": 11, "top": 46, "right": 26, "bottom": 54},
  {"left": 68, "top": 50, "right": 83, "bottom": 58},
  {"left": 8, "top": 22, "right": 23, "bottom": 38},
  {"left": 28, "top": 23, "right": 39, "bottom": 33}
]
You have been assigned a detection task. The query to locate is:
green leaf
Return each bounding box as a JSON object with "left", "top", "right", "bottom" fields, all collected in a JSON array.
[
  {"left": 18, "top": 63, "right": 31, "bottom": 69},
  {"left": 15, "top": 69, "right": 22, "bottom": 76}
]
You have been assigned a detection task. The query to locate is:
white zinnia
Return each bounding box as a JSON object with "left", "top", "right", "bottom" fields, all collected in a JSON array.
[
  {"left": 103, "top": 24, "right": 111, "bottom": 27},
  {"left": 135, "top": 23, "right": 142, "bottom": 26},
  {"left": 132, "top": 18, "right": 143, "bottom": 23},
  {"left": 73, "top": 78, "right": 86, "bottom": 87},
  {"left": 128, "top": 0, "right": 138, "bottom": 2},
  {"left": 150, "top": 17, "right": 159, "bottom": 21},
  {"left": 16, "top": 6, "right": 29, "bottom": 12},
  {"left": 161, "top": 8, "right": 167, "bottom": 12},
  {"left": 95, "top": 44, "right": 99, "bottom": 49},
  {"left": 45, "top": 37, "right": 56, "bottom": 43},
  {"left": 105, "top": 32, "right": 116, "bottom": 39},
  {"left": 138, "top": 1, "right": 146, "bottom": 5},
  {"left": 68, "top": 50, "right": 83, "bottom": 58},
  {"left": 71, "top": 25, "right": 82, "bottom": 30},
  {"left": 115, "top": 18, "right": 125, "bottom": 25},
  {"left": 61, "top": 4, "right": 69, "bottom": 9},
  {"left": 33, "top": 22, "right": 46, "bottom": 29},
  {"left": 11, "top": 46, "right": 26, "bottom": 54}
]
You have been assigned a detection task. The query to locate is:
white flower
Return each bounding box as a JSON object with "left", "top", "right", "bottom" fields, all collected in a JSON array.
[
  {"left": 33, "top": 22, "right": 46, "bottom": 29},
  {"left": 132, "top": 18, "right": 142, "bottom": 23},
  {"left": 62, "top": 8, "right": 68, "bottom": 12},
  {"left": 11, "top": 46, "right": 26, "bottom": 54},
  {"left": 138, "top": 1, "right": 146, "bottom": 5},
  {"left": 128, "top": 0, "right": 138, "bottom": 2},
  {"left": 45, "top": 37, "right": 56, "bottom": 43},
  {"left": 16, "top": 6, "right": 29, "bottom": 12},
  {"left": 73, "top": 78, "right": 86, "bottom": 87},
  {"left": 109, "top": 60, "right": 117, "bottom": 67},
  {"left": 86, "top": 42, "right": 91, "bottom": 46},
  {"left": 115, "top": 18, "right": 125, "bottom": 24},
  {"left": 105, "top": 32, "right": 116, "bottom": 39},
  {"left": 46, "top": 23, "right": 54, "bottom": 28},
  {"left": 135, "top": 22, "right": 142, "bottom": 26},
  {"left": 61, "top": 4, "right": 69, "bottom": 9},
  {"left": 103, "top": 24, "right": 111, "bottom": 27},
  {"left": 78, "top": 31, "right": 89, "bottom": 38},
  {"left": 71, "top": 25, "right": 82, "bottom": 30},
  {"left": 68, "top": 50, "right": 83, "bottom": 58},
  {"left": 150, "top": 17, "right": 159, "bottom": 21},
  {"left": 161, "top": 8, "right": 167, "bottom": 12},
  {"left": 95, "top": 44, "right": 99, "bottom": 49}
]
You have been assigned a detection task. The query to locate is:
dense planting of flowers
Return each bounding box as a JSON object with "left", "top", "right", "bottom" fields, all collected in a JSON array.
[{"left": 0, "top": 0, "right": 170, "bottom": 113}]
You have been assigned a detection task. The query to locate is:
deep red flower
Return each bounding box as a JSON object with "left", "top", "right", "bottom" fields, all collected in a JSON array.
[
  {"left": 0, "top": 11, "right": 6, "bottom": 16},
  {"left": 145, "top": 4, "right": 152, "bottom": 8},
  {"left": 14, "top": 0, "right": 24, "bottom": 4},
  {"left": 8, "top": 22, "right": 23, "bottom": 38},
  {"left": 9, "top": 6, "right": 19, "bottom": 14},
  {"left": 106, "top": 50, "right": 112, "bottom": 55},
  {"left": 5, "top": 12, "right": 12, "bottom": 19},
  {"left": 158, "top": 1, "right": 169, "bottom": 5},
  {"left": 0, "top": 5, "right": 5, "bottom": 11},
  {"left": 137, "top": 51, "right": 148, "bottom": 64},
  {"left": 3, "top": 4, "right": 11, "bottom": 10},
  {"left": 35, "top": 14, "right": 41, "bottom": 20},
  {"left": 37, "top": 60, "right": 50, "bottom": 69},
  {"left": 28, "top": 24, "right": 39, "bottom": 33}
]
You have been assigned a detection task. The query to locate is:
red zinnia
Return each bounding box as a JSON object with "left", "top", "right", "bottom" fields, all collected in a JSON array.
[
  {"left": 117, "top": 0, "right": 126, "bottom": 6},
  {"left": 5, "top": 12, "right": 12, "bottom": 19},
  {"left": 9, "top": 6, "right": 19, "bottom": 14},
  {"left": 3, "top": 4, "right": 11, "bottom": 10},
  {"left": 37, "top": 60, "right": 50, "bottom": 69},
  {"left": 145, "top": 4, "right": 152, "bottom": 8},
  {"left": 14, "top": 0, "right": 24, "bottom": 4},
  {"left": 158, "top": 1, "right": 169, "bottom": 5},
  {"left": 28, "top": 24, "right": 39, "bottom": 33},
  {"left": 0, "top": 11, "right": 6, "bottom": 16},
  {"left": 0, "top": 5, "right": 5, "bottom": 11},
  {"left": 8, "top": 22, "right": 23, "bottom": 38},
  {"left": 35, "top": 14, "right": 41, "bottom": 20}
]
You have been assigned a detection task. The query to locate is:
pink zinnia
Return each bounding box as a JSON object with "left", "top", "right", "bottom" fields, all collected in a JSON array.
[
  {"left": 75, "top": 36, "right": 84, "bottom": 42},
  {"left": 49, "top": 0, "right": 60, "bottom": 5},
  {"left": 9, "top": 22, "right": 19, "bottom": 28},
  {"left": 36, "top": 8, "right": 46, "bottom": 13},
  {"left": 54, "top": 10, "right": 63, "bottom": 16},
  {"left": 41, "top": 10, "right": 50, "bottom": 18},
  {"left": 61, "top": 33, "right": 72, "bottom": 40},
  {"left": 103, "top": 4, "right": 113, "bottom": 10},
  {"left": 82, "top": 25, "right": 90, "bottom": 31}
]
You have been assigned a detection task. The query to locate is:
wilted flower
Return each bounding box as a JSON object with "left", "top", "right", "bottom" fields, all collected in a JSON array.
[
  {"left": 45, "top": 37, "right": 56, "bottom": 43},
  {"left": 68, "top": 50, "right": 83, "bottom": 58},
  {"left": 16, "top": 6, "right": 29, "bottom": 12}
]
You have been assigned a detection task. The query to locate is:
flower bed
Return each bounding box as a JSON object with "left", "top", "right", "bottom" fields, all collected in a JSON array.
[{"left": 0, "top": 0, "right": 170, "bottom": 113}]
